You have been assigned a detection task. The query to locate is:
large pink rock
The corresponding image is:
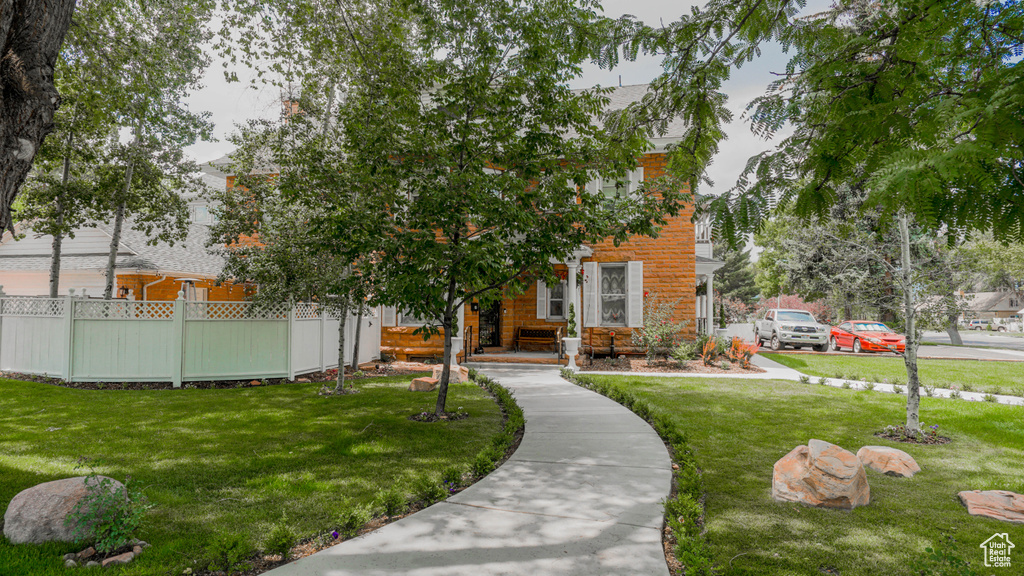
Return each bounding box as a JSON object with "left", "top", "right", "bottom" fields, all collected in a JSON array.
[
  {"left": 431, "top": 365, "right": 470, "bottom": 383},
  {"left": 857, "top": 446, "right": 921, "bottom": 477},
  {"left": 409, "top": 377, "right": 438, "bottom": 392},
  {"left": 3, "top": 476, "right": 125, "bottom": 544},
  {"left": 772, "top": 439, "right": 870, "bottom": 509},
  {"left": 959, "top": 490, "right": 1024, "bottom": 524}
]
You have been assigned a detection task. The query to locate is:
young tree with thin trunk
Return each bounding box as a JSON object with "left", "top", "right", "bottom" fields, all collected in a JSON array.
[
  {"left": 341, "top": 0, "right": 687, "bottom": 415},
  {"left": 82, "top": 0, "right": 214, "bottom": 300}
]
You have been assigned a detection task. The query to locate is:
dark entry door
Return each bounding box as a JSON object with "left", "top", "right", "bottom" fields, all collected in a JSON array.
[{"left": 478, "top": 301, "right": 501, "bottom": 348}]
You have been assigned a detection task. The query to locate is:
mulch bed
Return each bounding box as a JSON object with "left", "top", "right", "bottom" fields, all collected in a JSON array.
[
  {"left": 874, "top": 425, "right": 951, "bottom": 445},
  {"left": 0, "top": 362, "right": 435, "bottom": 391},
  {"left": 408, "top": 410, "right": 469, "bottom": 422},
  {"left": 582, "top": 357, "right": 765, "bottom": 375}
]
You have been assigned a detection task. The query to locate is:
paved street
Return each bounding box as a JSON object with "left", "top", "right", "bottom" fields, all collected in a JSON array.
[
  {"left": 922, "top": 330, "right": 1024, "bottom": 352},
  {"left": 729, "top": 324, "right": 1024, "bottom": 361}
]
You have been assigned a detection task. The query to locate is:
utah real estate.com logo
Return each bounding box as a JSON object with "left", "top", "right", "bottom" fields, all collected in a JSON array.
[{"left": 980, "top": 533, "right": 1014, "bottom": 569}]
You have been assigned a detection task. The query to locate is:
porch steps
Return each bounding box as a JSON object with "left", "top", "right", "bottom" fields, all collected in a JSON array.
[{"left": 465, "top": 354, "right": 567, "bottom": 366}]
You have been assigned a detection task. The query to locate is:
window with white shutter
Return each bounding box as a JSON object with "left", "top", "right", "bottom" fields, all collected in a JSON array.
[{"left": 600, "top": 264, "right": 627, "bottom": 326}]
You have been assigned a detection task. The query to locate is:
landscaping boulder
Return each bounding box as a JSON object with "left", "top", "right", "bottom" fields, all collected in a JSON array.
[
  {"left": 3, "top": 476, "right": 125, "bottom": 544},
  {"left": 856, "top": 446, "right": 921, "bottom": 477},
  {"left": 431, "top": 364, "right": 470, "bottom": 383},
  {"left": 772, "top": 439, "right": 870, "bottom": 509},
  {"left": 958, "top": 490, "right": 1024, "bottom": 524},
  {"left": 409, "top": 377, "right": 439, "bottom": 392}
]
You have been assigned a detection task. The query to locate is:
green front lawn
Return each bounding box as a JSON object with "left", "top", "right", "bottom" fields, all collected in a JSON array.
[
  {"left": 763, "top": 352, "right": 1024, "bottom": 396},
  {"left": 0, "top": 376, "right": 503, "bottom": 575},
  {"left": 583, "top": 374, "right": 1024, "bottom": 576}
]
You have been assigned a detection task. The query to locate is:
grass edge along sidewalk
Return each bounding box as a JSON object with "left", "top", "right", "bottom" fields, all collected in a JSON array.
[
  {"left": 560, "top": 368, "right": 713, "bottom": 575},
  {"left": 561, "top": 370, "right": 1024, "bottom": 576},
  {"left": 761, "top": 353, "right": 1024, "bottom": 406},
  {"left": 0, "top": 371, "right": 523, "bottom": 576}
]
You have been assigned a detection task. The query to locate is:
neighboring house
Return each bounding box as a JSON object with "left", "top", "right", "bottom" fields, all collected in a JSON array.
[
  {"left": 0, "top": 161, "right": 246, "bottom": 301},
  {"left": 963, "top": 290, "right": 1023, "bottom": 320},
  {"left": 379, "top": 85, "right": 724, "bottom": 360}
]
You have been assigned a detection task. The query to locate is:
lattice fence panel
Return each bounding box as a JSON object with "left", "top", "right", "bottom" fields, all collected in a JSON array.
[
  {"left": 75, "top": 300, "right": 174, "bottom": 320},
  {"left": 186, "top": 301, "right": 290, "bottom": 320},
  {"left": 294, "top": 303, "right": 321, "bottom": 320},
  {"left": 0, "top": 298, "right": 65, "bottom": 317}
]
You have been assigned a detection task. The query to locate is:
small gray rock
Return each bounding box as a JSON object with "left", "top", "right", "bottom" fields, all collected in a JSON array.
[
  {"left": 64, "top": 553, "right": 77, "bottom": 561},
  {"left": 85, "top": 561, "right": 100, "bottom": 568},
  {"left": 64, "top": 559, "right": 77, "bottom": 568}
]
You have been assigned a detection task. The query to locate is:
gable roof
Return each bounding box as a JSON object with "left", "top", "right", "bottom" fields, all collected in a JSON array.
[
  {"left": 966, "top": 291, "right": 1019, "bottom": 312},
  {"left": 0, "top": 221, "right": 225, "bottom": 278}
]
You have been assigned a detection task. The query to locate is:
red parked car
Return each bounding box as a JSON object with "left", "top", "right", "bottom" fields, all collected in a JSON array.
[{"left": 830, "top": 321, "right": 906, "bottom": 353}]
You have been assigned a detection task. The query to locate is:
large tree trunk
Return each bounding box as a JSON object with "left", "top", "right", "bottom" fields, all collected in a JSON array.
[
  {"left": 0, "top": 0, "right": 78, "bottom": 235},
  {"left": 351, "top": 306, "right": 363, "bottom": 371},
  {"left": 899, "top": 214, "right": 921, "bottom": 435},
  {"left": 333, "top": 295, "right": 351, "bottom": 394},
  {"left": 434, "top": 275, "right": 458, "bottom": 415}
]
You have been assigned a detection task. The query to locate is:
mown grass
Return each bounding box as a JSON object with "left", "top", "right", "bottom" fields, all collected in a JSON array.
[
  {"left": 582, "top": 374, "right": 1024, "bottom": 576},
  {"left": 0, "top": 375, "right": 503, "bottom": 575},
  {"left": 763, "top": 352, "right": 1024, "bottom": 397}
]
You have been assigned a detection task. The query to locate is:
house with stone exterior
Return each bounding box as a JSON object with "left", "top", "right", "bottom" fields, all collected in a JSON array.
[{"left": 380, "top": 84, "right": 723, "bottom": 362}]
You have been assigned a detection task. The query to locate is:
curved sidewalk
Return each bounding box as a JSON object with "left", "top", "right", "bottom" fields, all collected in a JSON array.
[{"left": 265, "top": 364, "right": 672, "bottom": 576}]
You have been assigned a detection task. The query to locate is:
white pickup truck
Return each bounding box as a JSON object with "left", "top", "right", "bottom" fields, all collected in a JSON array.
[{"left": 755, "top": 308, "right": 829, "bottom": 352}]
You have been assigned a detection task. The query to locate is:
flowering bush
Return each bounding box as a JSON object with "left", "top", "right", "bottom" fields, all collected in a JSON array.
[
  {"left": 754, "top": 294, "right": 834, "bottom": 324},
  {"left": 631, "top": 294, "right": 688, "bottom": 361},
  {"left": 725, "top": 337, "right": 760, "bottom": 369},
  {"left": 716, "top": 295, "right": 753, "bottom": 323}
]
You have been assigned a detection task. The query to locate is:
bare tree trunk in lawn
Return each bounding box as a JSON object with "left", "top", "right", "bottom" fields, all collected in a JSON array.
[
  {"left": 434, "top": 275, "right": 457, "bottom": 416},
  {"left": 333, "top": 294, "right": 350, "bottom": 393},
  {"left": 899, "top": 213, "right": 921, "bottom": 435},
  {"left": 351, "top": 306, "right": 363, "bottom": 371}
]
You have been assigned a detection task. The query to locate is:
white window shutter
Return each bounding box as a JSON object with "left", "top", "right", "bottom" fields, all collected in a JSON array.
[
  {"left": 457, "top": 303, "right": 465, "bottom": 333},
  {"left": 627, "top": 261, "right": 644, "bottom": 328},
  {"left": 582, "top": 262, "right": 598, "bottom": 327},
  {"left": 536, "top": 280, "right": 547, "bottom": 320},
  {"left": 382, "top": 306, "right": 397, "bottom": 327},
  {"left": 587, "top": 174, "right": 600, "bottom": 196}
]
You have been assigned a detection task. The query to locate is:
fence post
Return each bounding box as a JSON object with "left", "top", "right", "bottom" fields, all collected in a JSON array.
[
  {"left": 63, "top": 289, "right": 75, "bottom": 381},
  {"left": 171, "top": 290, "right": 185, "bottom": 388},
  {"left": 287, "top": 300, "right": 296, "bottom": 381},
  {"left": 319, "top": 304, "right": 327, "bottom": 372}
]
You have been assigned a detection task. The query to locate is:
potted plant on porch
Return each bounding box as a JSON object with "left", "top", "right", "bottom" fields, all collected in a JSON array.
[{"left": 562, "top": 303, "right": 582, "bottom": 370}]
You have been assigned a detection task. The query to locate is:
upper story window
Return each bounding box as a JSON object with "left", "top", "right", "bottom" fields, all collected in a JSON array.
[
  {"left": 587, "top": 167, "right": 644, "bottom": 205},
  {"left": 190, "top": 204, "right": 218, "bottom": 225}
]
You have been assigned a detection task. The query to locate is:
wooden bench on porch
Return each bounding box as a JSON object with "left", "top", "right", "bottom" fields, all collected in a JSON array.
[{"left": 514, "top": 326, "right": 563, "bottom": 355}]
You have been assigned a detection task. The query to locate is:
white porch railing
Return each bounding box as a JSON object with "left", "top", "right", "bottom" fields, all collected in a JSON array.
[{"left": 0, "top": 294, "right": 379, "bottom": 387}]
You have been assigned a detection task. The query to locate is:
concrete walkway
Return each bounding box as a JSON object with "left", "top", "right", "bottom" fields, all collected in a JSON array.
[{"left": 264, "top": 364, "right": 672, "bottom": 576}]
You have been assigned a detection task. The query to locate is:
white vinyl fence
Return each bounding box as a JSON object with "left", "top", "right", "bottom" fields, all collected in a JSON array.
[{"left": 0, "top": 294, "right": 379, "bottom": 387}]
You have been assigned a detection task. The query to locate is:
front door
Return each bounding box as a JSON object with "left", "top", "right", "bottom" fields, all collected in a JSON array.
[{"left": 478, "top": 301, "right": 501, "bottom": 348}]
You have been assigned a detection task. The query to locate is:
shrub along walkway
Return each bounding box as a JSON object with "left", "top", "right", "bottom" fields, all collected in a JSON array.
[{"left": 265, "top": 364, "right": 672, "bottom": 576}]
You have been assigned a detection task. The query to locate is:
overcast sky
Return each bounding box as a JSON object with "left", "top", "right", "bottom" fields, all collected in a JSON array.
[{"left": 183, "top": 1, "right": 821, "bottom": 198}]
